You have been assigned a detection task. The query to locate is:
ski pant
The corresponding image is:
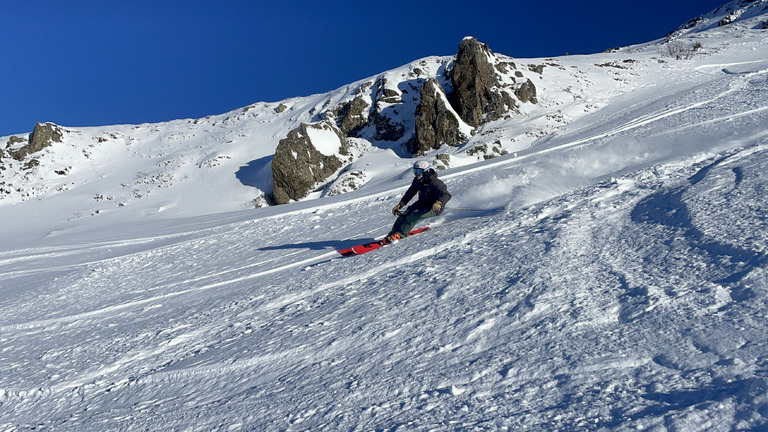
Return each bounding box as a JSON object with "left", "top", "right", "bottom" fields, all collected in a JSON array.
[{"left": 388, "top": 205, "right": 437, "bottom": 237}]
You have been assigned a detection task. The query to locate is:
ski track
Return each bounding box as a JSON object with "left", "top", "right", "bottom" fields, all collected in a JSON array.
[
  {"left": 441, "top": 69, "right": 768, "bottom": 183},
  {"left": 0, "top": 248, "right": 337, "bottom": 332},
  {"left": 0, "top": 217, "right": 386, "bottom": 332},
  {"left": 3, "top": 144, "right": 768, "bottom": 431}
]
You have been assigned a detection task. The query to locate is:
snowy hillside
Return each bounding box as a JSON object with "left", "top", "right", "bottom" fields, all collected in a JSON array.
[{"left": 2, "top": 1, "right": 768, "bottom": 430}]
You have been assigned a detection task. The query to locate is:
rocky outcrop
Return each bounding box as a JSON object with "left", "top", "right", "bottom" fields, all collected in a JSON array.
[
  {"left": 369, "top": 78, "right": 406, "bottom": 142},
  {"left": 7, "top": 123, "right": 64, "bottom": 161},
  {"left": 410, "top": 78, "right": 467, "bottom": 155},
  {"left": 2, "top": 136, "right": 25, "bottom": 160},
  {"left": 269, "top": 37, "right": 539, "bottom": 205},
  {"left": 370, "top": 111, "right": 405, "bottom": 142},
  {"left": 449, "top": 37, "right": 519, "bottom": 127},
  {"left": 271, "top": 121, "right": 348, "bottom": 204},
  {"left": 374, "top": 78, "right": 402, "bottom": 105},
  {"left": 29, "top": 122, "right": 64, "bottom": 152},
  {"left": 333, "top": 96, "right": 370, "bottom": 136},
  {"left": 515, "top": 78, "right": 538, "bottom": 104}
]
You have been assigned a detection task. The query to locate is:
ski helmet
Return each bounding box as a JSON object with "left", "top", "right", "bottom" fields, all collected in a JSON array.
[
  {"left": 413, "top": 160, "right": 430, "bottom": 177},
  {"left": 413, "top": 160, "right": 430, "bottom": 170}
]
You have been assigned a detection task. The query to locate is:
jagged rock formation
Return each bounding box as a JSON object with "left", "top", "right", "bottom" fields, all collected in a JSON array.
[
  {"left": 449, "top": 37, "right": 518, "bottom": 127},
  {"left": 271, "top": 37, "right": 538, "bottom": 204},
  {"left": 333, "top": 95, "right": 369, "bottom": 136},
  {"left": 271, "top": 121, "right": 348, "bottom": 204},
  {"left": 3, "top": 122, "right": 64, "bottom": 162},
  {"left": 370, "top": 77, "right": 406, "bottom": 142},
  {"left": 410, "top": 78, "right": 467, "bottom": 155},
  {"left": 29, "top": 122, "right": 64, "bottom": 153}
]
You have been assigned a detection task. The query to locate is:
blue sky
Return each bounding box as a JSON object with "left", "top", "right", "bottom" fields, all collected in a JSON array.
[{"left": 1, "top": 0, "right": 728, "bottom": 137}]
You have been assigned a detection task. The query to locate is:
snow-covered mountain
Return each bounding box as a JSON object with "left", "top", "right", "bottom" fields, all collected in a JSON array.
[{"left": 1, "top": 1, "right": 768, "bottom": 430}]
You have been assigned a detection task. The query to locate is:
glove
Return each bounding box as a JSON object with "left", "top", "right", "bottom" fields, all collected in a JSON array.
[
  {"left": 432, "top": 201, "right": 442, "bottom": 213},
  {"left": 392, "top": 203, "right": 403, "bottom": 215}
]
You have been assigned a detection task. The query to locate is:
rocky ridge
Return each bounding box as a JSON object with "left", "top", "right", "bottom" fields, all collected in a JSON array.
[{"left": 269, "top": 37, "right": 538, "bottom": 204}]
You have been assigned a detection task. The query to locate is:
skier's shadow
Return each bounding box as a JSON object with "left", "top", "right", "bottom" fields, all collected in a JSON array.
[{"left": 258, "top": 237, "right": 377, "bottom": 251}]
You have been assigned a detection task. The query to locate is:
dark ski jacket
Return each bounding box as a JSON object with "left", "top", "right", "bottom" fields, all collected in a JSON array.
[{"left": 399, "top": 169, "right": 451, "bottom": 215}]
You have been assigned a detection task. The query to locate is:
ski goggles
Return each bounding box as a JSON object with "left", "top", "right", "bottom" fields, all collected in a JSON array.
[{"left": 413, "top": 168, "right": 425, "bottom": 176}]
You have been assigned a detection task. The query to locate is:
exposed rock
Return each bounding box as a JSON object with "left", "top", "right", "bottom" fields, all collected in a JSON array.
[
  {"left": 271, "top": 121, "right": 347, "bottom": 204},
  {"left": 29, "top": 122, "right": 64, "bottom": 152},
  {"left": 435, "top": 153, "right": 451, "bottom": 170},
  {"left": 380, "top": 88, "right": 401, "bottom": 104},
  {"left": 332, "top": 79, "right": 404, "bottom": 142},
  {"left": 267, "top": 37, "right": 540, "bottom": 204},
  {"left": 325, "top": 169, "right": 369, "bottom": 197},
  {"left": 683, "top": 17, "right": 704, "bottom": 30},
  {"left": 368, "top": 77, "right": 406, "bottom": 142},
  {"left": 5, "top": 135, "right": 26, "bottom": 148},
  {"left": 332, "top": 96, "right": 370, "bottom": 136},
  {"left": 375, "top": 77, "right": 402, "bottom": 105},
  {"left": 515, "top": 79, "right": 538, "bottom": 104},
  {"left": 466, "top": 140, "right": 508, "bottom": 161},
  {"left": 371, "top": 111, "right": 405, "bottom": 142},
  {"left": 355, "top": 81, "right": 374, "bottom": 95},
  {"left": 23, "top": 159, "right": 40, "bottom": 170},
  {"left": 2, "top": 136, "right": 25, "bottom": 160},
  {"left": 495, "top": 61, "right": 517, "bottom": 74},
  {"left": 719, "top": 12, "right": 737, "bottom": 26},
  {"left": 410, "top": 78, "right": 467, "bottom": 155},
  {"left": 10, "top": 123, "right": 64, "bottom": 161},
  {"left": 275, "top": 103, "right": 289, "bottom": 113},
  {"left": 449, "top": 37, "right": 518, "bottom": 127}
]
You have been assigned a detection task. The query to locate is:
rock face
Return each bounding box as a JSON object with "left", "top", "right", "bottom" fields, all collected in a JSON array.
[
  {"left": 333, "top": 96, "right": 369, "bottom": 136},
  {"left": 411, "top": 78, "right": 467, "bottom": 155},
  {"left": 271, "top": 121, "right": 348, "bottom": 204},
  {"left": 4, "top": 123, "right": 64, "bottom": 161},
  {"left": 29, "top": 122, "right": 64, "bottom": 152},
  {"left": 449, "top": 37, "right": 517, "bottom": 127}
]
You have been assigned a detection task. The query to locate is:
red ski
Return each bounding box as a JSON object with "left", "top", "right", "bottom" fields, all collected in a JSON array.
[{"left": 338, "top": 227, "right": 430, "bottom": 257}]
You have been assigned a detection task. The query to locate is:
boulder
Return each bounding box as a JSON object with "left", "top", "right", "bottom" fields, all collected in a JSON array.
[
  {"left": 271, "top": 121, "right": 347, "bottom": 204},
  {"left": 515, "top": 78, "right": 538, "bottom": 104}
]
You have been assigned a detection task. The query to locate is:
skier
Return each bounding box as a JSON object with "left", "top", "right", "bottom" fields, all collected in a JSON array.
[{"left": 383, "top": 160, "right": 451, "bottom": 244}]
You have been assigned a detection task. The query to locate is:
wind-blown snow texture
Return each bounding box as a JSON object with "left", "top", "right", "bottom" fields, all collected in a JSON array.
[{"left": 2, "top": 2, "right": 768, "bottom": 430}]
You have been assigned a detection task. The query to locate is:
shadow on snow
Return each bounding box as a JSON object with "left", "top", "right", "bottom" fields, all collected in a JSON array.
[{"left": 257, "top": 237, "right": 378, "bottom": 252}]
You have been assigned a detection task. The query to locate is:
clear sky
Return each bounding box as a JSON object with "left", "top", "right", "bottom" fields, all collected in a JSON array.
[{"left": 1, "top": 0, "right": 729, "bottom": 137}]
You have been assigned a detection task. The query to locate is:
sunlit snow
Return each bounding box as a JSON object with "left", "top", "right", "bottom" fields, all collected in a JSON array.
[{"left": 1, "top": 2, "right": 768, "bottom": 430}]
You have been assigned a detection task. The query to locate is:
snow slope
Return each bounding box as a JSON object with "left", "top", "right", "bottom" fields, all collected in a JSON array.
[{"left": 1, "top": 1, "right": 768, "bottom": 430}]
